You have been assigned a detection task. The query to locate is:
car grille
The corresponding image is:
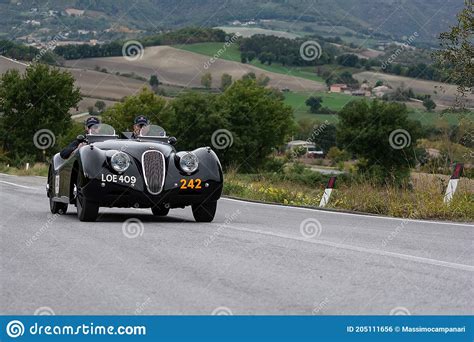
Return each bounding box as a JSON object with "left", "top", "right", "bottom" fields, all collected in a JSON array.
[{"left": 142, "top": 150, "right": 166, "bottom": 195}]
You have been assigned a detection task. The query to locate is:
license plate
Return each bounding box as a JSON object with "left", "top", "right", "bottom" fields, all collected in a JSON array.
[
  {"left": 101, "top": 173, "right": 137, "bottom": 185},
  {"left": 179, "top": 178, "right": 202, "bottom": 191}
]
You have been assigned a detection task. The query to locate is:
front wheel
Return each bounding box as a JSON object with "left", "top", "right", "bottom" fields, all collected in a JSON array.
[
  {"left": 76, "top": 171, "right": 99, "bottom": 222},
  {"left": 192, "top": 201, "right": 217, "bottom": 222}
]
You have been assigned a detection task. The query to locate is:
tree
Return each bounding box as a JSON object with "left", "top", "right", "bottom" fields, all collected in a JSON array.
[
  {"left": 256, "top": 74, "right": 270, "bottom": 87},
  {"left": 433, "top": 0, "right": 473, "bottom": 109},
  {"left": 101, "top": 88, "right": 170, "bottom": 133},
  {"left": 0, "top": 64, "right": 81, "bottom": 163},
  {"left": 220, "top": 73, "right": 232, "bottom": 91},
  {"left": 201, "top": 72, "right": 212, "bottom": 89},
  {"left": 305, "top": 96, "right": 323, "bottom": 113},
  {"left": 149, "top": 75, "right": 160, "bottom": 89},
  {"left": 422, "top": 97, "right": 436, "bottom": 112},
  {"left": 168, "top": 92, "right": 225, "bottom": 152},
  {"left": 217, "top": 80, "right": 294, "bottom": 170},
  {"left": 311, "top": 123, "right": 337, "bottom": 152},
  {"left": 94, "top": 100, "right": 106, "bottom": 113},
  {"left": 337, "top": 100, "right": 421, "bottom": 183},
  {"left": 336, "top": 54, "right": 359, "bottom": 67},
  {"left": 242, "top": 72, "right": 256, "bottom": 81}
]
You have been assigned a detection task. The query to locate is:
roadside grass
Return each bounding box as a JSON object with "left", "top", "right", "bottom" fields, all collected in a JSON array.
[
  {"left": 174, "top": 42, "right": 325, "bottom": 82},
  {"left": 224, "top": 170, "right": 474, "bottom": 222},
  {"left": 0, "top": 163, "right": 49, "bottom": 177}
]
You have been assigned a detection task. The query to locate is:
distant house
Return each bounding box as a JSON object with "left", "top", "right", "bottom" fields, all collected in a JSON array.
[
  {"left": 287, "top": 140, "right": 315, "bottom": 150},
  {"left": 351, "top": 90, "right": 368, "bottom": 97},
  {"left": 65, "top": 8, "right": 85, "bottom": 16},
  {"left": 286, "top": 140, "right": 324, "bottom": 158},
  {"left": 372, "top": 85, "right": 391, "bottom": 97},
  {"left": 24, "top": 20, "right": 41, "bottom": 26},
  {"left": 329, "top": 83, "right": 347, "bottom": 93}
]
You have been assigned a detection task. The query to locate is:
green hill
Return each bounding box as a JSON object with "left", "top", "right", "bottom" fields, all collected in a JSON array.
[{"left": 0, "top": 0, "right": 464, "bottom": 44}]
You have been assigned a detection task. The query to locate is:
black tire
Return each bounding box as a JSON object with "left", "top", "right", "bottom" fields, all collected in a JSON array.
[
  {"left": 48, "top": 165, "right": 68, "bottom": 214},
  {"left": 192, "top": 200, "right": 217, "bottom": 222},
  {"left": 49, "top": 197, "right": 68, "bottom": 214},
  {"left": 151, "top": 206, "right": 170, "bottom": 216},
  {"left": 76, "top": 171, "right": 99, "bottom": 222}
]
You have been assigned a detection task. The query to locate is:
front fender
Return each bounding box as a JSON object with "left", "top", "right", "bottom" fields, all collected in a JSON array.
[
  {"left": 77, "top": 145, "right": 108, "bottom": 179},
  {"left": 77, "top": 145, "right": 145, "bottom": 194}
]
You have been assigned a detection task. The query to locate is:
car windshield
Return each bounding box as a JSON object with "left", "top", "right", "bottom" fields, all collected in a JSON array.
[
  {"left": 88, "top": 123, "right": 116, "bottom": 136},
  {"left": 139, "top": 125, "right": 166, "bottom": 137}
]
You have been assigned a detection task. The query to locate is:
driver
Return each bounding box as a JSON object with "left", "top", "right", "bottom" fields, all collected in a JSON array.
[
  {"left": 132, "top": 115, "right": 150, "bottom": 138},
  {"left": 60, "top": 116, "right": 100, "bottom": 159}
]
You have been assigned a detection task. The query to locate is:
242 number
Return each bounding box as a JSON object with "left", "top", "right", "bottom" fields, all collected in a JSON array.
[{"left": 179, "top": 178, "right": 202, "bottom": 190}]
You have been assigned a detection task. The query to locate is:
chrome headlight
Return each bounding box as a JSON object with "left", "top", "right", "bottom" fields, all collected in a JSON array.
[
  {"left": 179, "top": 152, "right": 199, "bottom": 174},
  {"left": 110, "top": 151, "right": 130, "bottom": 172}
]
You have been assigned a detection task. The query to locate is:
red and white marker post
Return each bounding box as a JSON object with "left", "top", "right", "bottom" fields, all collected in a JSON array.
[
  {"left": 319, "top": 176, "right": 336, "bottom": 208},
  {"left": 444, "top": 163, "right": 463, "bottom": 204}
]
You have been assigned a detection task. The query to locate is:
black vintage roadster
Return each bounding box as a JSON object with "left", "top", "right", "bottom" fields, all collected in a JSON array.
[{"left": 47, "top": 124, "right": 223, "bottom": 222}]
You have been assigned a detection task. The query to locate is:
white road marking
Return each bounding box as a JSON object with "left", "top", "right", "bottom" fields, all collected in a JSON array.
[
  {"left": 0, "top": 180, "right": 34, "bottom": 189},
  {"left": 225, "top": 224, "right": 474, "bottom": 272},
  {"left": 222, "top": 198, "right": 473, "bottom": 227}
]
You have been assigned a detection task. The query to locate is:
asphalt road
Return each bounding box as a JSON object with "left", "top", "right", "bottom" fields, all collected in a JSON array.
[{"left": 1, "top": 173, "right": 473, "bottom": 315}]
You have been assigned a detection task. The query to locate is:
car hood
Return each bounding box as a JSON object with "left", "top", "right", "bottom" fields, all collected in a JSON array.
[{"left": 91, "top": 139, "right": 175, "bottom": 160}]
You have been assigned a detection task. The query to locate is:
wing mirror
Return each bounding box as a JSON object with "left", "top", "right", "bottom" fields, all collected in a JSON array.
[
  {"left": 168, "top": 136, "right": 177, "bottom": 145},
  {"left": 77, "top": 134, "right": 86, "bottom": 142}
]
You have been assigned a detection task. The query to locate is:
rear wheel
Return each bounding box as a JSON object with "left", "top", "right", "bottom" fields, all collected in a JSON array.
[
  {"left": 76, "top": 171, "right": 99, "bottom": 222},
  {"left": 192, "top": 200, "right": 217, "bottom": 222},
  {"left": 48, "top": 166, "right": 67, "bottom": 214},
  {"left": 151, "top": 206, "right": 170, "bottom": 216}
]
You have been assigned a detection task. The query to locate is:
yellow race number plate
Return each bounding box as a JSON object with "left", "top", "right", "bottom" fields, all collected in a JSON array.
[{"left": 179, "top": 178, "right": 202, "bottom": 190}]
